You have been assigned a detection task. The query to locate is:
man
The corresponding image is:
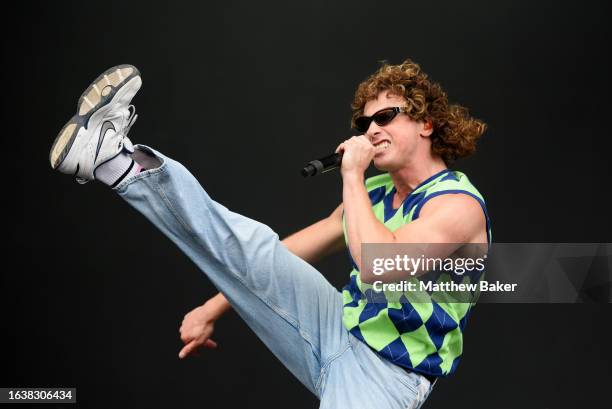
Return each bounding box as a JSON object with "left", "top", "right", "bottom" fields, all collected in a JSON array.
[{"left": 50, "top": 59, "right": 490, "bottom": 409}]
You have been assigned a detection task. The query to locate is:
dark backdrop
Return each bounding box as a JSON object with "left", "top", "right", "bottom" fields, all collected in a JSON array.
[{"left": 4, "top": 0, "right": 611, "bottom": 408}]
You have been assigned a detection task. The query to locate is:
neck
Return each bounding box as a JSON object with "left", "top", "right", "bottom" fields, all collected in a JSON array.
[{"left": 389, "top": 155, "right": 447, "bottom": 200}]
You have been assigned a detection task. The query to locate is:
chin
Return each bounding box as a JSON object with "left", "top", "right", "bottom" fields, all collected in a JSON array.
[
  {"left": 373, "top": 159, "right": 392, "bottom": 172},
  {"left": 373, "top": 154, "right": 396, "bottom": 172}
]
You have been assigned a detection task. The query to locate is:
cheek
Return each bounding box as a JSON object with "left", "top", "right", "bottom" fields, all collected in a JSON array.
[
  {"left": 397, "top": 126, "right": 420, "bottom": 146},
  {"left": 389, "top": 131, "right": 413, "bottom": 152}
]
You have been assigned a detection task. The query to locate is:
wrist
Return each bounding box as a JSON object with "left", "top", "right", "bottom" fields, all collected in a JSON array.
[
  {"left": 204, "top": 294, "right": 231, "bottom": 319},
  {"left": 341, "top": 170, "right": 365, "bottom": 185}
]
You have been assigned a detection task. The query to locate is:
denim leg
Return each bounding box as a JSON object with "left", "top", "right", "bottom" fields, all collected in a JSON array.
[
  {"left": 317, "top": 334, "right": 432, "bottom": 409},
  {"left": 113, "top": 145, "right": 346, "bottom": 395}
]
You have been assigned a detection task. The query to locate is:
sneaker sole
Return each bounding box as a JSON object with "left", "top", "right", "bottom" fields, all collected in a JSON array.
[{"left": 49, "top": 64, "right": 141, "bottom": 170}]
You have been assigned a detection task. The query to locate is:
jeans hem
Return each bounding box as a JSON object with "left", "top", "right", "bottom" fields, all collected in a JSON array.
[
  {"left": 113, "top": 145, "right": 324, "bottom": 389},
  {"left": 113, "top": 144, "right": 167, "bottom": 193}
]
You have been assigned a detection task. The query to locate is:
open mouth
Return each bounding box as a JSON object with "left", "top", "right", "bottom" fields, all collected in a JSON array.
[{"left": 373, "top": 140, "right": 391, "bottom": 154}]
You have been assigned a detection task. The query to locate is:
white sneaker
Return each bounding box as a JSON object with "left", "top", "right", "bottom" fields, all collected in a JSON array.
[{"left": 49, "top": 64, "right": 142, "bottom": 183}]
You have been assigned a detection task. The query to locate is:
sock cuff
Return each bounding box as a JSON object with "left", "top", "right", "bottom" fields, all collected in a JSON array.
[
  {"left": 95, "top": 152, "right": 135, "bottom": 186},
  {"left": 110, "top": 159, "right": 135, "bottom": 188}
]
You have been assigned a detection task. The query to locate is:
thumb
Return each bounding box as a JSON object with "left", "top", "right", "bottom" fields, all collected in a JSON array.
[{"left": 335, "top": 142, "right": 346, "bottom": 154}]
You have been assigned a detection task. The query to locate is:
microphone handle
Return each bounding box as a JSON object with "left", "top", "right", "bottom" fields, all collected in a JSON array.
[{"left": 301, "top": 153, "right": 343, "bottom": 177}]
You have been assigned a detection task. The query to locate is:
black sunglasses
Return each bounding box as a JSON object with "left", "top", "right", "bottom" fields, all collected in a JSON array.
[{"left": 354, "top": 107, "right": 408, "bottom": 133}]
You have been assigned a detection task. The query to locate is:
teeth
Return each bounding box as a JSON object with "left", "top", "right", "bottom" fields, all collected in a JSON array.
[{"left": 375, "top": 141, "right": 391, "bottom": 151}]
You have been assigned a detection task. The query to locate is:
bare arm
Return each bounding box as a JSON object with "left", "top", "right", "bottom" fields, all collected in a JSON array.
[
  {"left": 343, "top": 173, "right": 486, "bottom": 283},
  {"left": 282, "top": 203, "right": 346, "bottom": 263},
  {"left": 213, "top": 203, "right": 345, "bottom": 311},
  {"left": 213, "top": 203, "right": 344, "bottom": 311},
  {"left": 178, "top": 204, "right": 346, "bottom": 358},
  {"left": 336, "top": 135, "right": 486, "bottom": 284}
]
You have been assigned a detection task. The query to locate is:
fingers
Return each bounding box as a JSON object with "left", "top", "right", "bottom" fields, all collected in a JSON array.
[
  {"left": 335, "top": 137, "right": 356, "bottom": 153},
  {"left": 178, "top": 337, "right": 218, "bottom": 359},
  {"left": 357, "top": 134, "right": 371, "bottom": 144},
  {"left": 179, "top": 339, "right": 200, "bottom": 359},
  {"left": 336, "top": 135, "right": 372, "bottom": 152},
  {"left": 180, "top": 330, "right": 193, "bottom": 344},
  {"left": 204, "top": 339, "right": 218, "bottom": 349}
]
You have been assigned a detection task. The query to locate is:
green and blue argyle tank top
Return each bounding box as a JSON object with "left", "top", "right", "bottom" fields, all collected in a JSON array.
[{"left": 341, "top": 169, "right": 491, "bottom": 377}]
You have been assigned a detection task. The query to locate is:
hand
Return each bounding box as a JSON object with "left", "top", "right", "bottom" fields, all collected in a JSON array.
[
  {"left": 335, "top": 135, "right": 375, "bottom": 176},
  {"left": 178, "top": 303, "right": 219, "bottom": 359}
]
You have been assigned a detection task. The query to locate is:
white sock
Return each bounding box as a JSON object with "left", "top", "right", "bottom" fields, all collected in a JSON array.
[{"left": 94, "top": 152, "right": 143, "bottom": 187}]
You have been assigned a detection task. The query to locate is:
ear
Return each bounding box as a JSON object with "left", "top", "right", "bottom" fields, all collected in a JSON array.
[{"left": 420, "top": 119, "right": 434, "bottom": 137}]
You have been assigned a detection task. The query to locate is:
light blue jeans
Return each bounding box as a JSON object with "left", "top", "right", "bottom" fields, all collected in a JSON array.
[{"left": 114, "top": 146, "right": 435, "bottom": 409}]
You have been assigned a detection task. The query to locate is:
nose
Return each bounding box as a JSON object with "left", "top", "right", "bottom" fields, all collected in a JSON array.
[{"left": 365, "top": 121, "right": 383, "bottom": 139}]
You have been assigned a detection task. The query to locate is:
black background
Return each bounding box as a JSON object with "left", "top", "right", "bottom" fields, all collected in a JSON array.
[{"left": 3, "top": 0, "right": 611, "bottom": 408}]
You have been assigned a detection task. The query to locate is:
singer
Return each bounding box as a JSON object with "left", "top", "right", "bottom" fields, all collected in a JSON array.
[{"left": 50, "top": 59, "right": 489, "bottom": 409}]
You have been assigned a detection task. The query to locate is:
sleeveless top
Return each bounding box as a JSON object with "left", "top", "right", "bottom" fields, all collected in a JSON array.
[{"left": 341, "top": 169, "right": 491, "bottom": 377}]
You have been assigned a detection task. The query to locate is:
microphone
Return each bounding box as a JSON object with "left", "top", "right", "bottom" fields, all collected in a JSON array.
[{"left": 301, "top": 153, "right": 343, "bottom": 177}]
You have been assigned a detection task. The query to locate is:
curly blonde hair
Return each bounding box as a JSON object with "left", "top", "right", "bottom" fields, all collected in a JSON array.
[{"left": 351, "top": 59, "right": 486, "bottom": 164}]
